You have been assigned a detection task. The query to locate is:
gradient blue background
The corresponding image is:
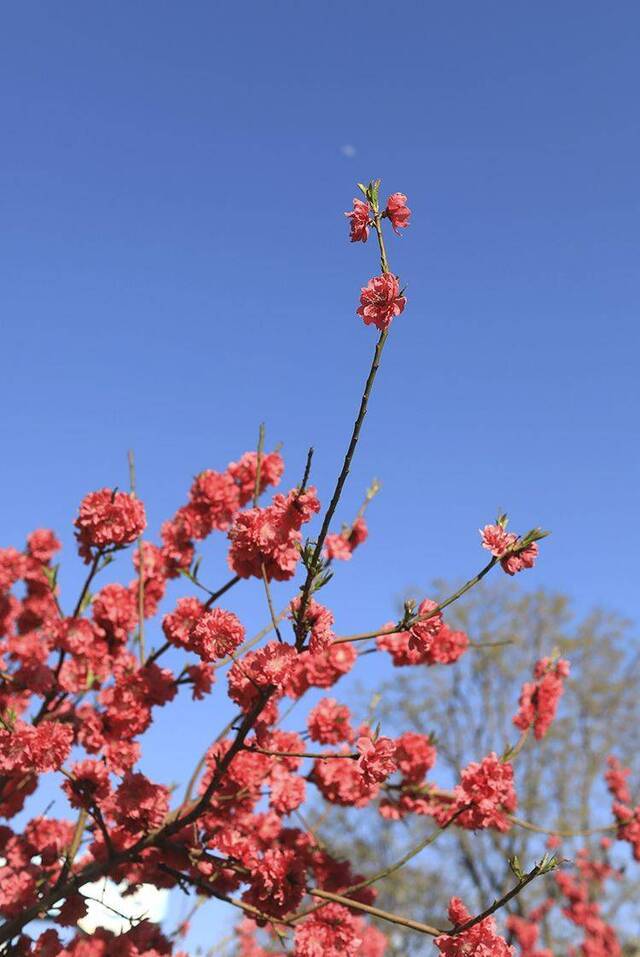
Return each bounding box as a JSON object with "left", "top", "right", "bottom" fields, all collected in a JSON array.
[{"left": 1, "top": 1, "right": 639, "bottom": 946}]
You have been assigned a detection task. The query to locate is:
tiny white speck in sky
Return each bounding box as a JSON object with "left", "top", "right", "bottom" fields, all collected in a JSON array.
[{"left": 340, "top": 144, "right": 357, "bottom": 158}]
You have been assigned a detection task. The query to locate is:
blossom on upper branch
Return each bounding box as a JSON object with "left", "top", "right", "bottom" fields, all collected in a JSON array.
[
  {"left": 228, "top": 449, "right": 284, "bottom": 506},
  {"left": 436, "top": 897, "right": 515, "bottom": 956},
  {"left": 345, "top": 197, "right": 371, "bottom": 243},
  {"left": 357, "top": 273, "right": 406, "bottom": 332},
  {"left": 325, "top": 516, "right": 368, "bottom": 561},
  {"left": 385, "top": 192, "right": 411, "bottom": 233},
  {"left": 74, "top": 489, "right": 146, "bottom": 561},
  {"left": 227, "top": 486, "right": 320, "bottom": 582},
  {"left": 189, "top": 469, "right": 241, "bottom": 535},
  {"left": 480, "top": 520, "right": 542, "bottom": 575},
  {"left": 92, "top": 583, "right": 138, "bottom": 645},
  {"left": 408, "top": 598, "right": 443, "bottom": 653}
]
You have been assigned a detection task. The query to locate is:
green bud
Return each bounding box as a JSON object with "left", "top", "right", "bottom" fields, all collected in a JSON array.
[{"left": 509, "top": 855, "right": 524, "bottom": 880}]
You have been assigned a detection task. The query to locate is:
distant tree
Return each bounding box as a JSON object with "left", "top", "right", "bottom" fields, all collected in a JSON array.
[{"left": 319, "top": 583, "right": 640, "bottom": 955}]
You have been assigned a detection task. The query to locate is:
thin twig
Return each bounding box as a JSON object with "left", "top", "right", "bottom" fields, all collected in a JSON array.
[
  {"left": 128, "top": 450, "right": 146, "bottom": 666},
  {"left": 294, "top": 201, "right": 394, "bottom": 647},
  {"left": 448, "top": 862, "right": 545, "bottom": 937},
  {"left": 332, "top": 557, "right": 498, "bottom": 644},
  {"left": 310, "top": 888, "right": 442, "bottom": 936},
  {"left": 244, "top": 745, "right": 358, "bottom": 760}
]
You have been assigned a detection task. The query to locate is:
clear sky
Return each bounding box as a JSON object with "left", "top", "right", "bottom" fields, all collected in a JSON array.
[{"left": 2, "top": 0, "right": 639, "bottom": 945}]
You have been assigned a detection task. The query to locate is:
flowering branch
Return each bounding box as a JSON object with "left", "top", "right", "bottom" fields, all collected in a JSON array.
[
  {"left": 333, "top": 556, "right": 499, "bottom": 644},
  {"left": 310, "top": 888, "right": 442, "bottom": 937}
]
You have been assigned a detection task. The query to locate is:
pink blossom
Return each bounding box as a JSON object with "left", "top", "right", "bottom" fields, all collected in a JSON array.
[
  {"left": 74, "top": 489, "right": 146, "bottom": 561},
  {"left": 356, "top": 734, "right": 397, "bottom": 785},
  {"left": 307, "top": 698, "right": 354, "bottom": 745},
  {"left": 436, "top": 897, "right": 515, "bottom": 956},
  {"left": 513, "top": 657, "right": 570, "bottom": 739},
  {"left": 385, "top": 192, "right": 411, "bottom": 233},
  {"left": 345, "top": 198, "right": 371, "bottom": 243},
  {"left": 357, "top": 273, "right": 406, "bottom": 332},
  {"left": 294, "top": 902, "right": 363, "bottom": 957}
]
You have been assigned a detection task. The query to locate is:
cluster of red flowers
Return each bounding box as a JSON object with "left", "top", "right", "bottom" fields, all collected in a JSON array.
[
  {"left": 606, "top": 756, "right": 640, "bottom": 860},
  {"left": 376, "top": 598, "right": 469, "bottom": 667},
  {"left": 513, "top": 657, "right": 570, "bottom": 739},
  {"left": 345, "top": 191, "right": 411, "bottom": 243},
  {"left": 505, "top": 901, "right": 554, "bottom": 957},
  {"left": 324, "top": 516, "right": 368, "bottom": 561},
  {"left": 1, "top": 181, "right": 633, "bottom": 957},
  {"left": 74, "top": 489, "right": 146, "bottom": 562},
  {"left": 435, "top": 897, "right": 515, "bottom": 955},
  {"left": 554, "top": 848, "right": 623, "bottom": 957},
  {"left": 480, "top": 522, "right": 539, "bottom": 575},
  {"left": 228, "top": 487, "right": 320, "bottom": 581}
]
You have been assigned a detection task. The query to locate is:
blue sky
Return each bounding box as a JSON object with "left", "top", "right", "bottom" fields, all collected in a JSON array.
[{"left": 2, "top": 0, "right": 639, "bottom": 945}]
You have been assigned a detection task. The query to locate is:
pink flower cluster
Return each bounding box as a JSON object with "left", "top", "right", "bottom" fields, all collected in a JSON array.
[
  {"left": 606, "top": 756, "right": 640, "bottom": 861},
  {"left": 555, "top": 859, "right": 623, "bottom": 957},
  {"left": 345, "top": 192, "right": 411, "bottom": 243},
  {"left": 228, "top": 486, "right": 320, "bottom": 581},
  {"left": 376, "top": 599, "right": 469, "bottom": 667},
  {"left": 506, "top": 910, "right": 554, "bottom": 957},
  {"left": 163, "top": 598, "right": 245, "bottom": 662},
  {"left": 357, "top": 273, "right": 406, "bottom": 332},
  {"left": 513, "top": 656, "right": 570, "bottom": 739},
  {"left": 307, "top": 697, "right": 354, "bottom": 744},
  {"left": 74, "top": 489, "right": 146, "bottom": 562},
  {"left": 435, "top": 897, "right": 515, "bottom": 955},
  {"left": 480, "top": 523, "right": 539, "bottom": 575},
  {"left": 432, "top": 753, "right": 518, "bottom": 833},
  {"left": 325, "top": 516, "right": 368, "bottom": 561}
]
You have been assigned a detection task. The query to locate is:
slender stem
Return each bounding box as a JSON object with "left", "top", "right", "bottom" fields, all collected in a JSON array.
[
  {"left": 292, "top": 806, "right": 467, "bottom": 924},
  {"left": 244, "top": 745, "right": 358, "bottom": 760},
  {"left": 294, "top": 209, "right": 393, "bottom": 647},
  {"left": 180, "top": 712, "right": 241, "bottom": 810},
  {"left": 203, "top": 574, "right": 241, "bottom": 610},
  {"left": 333, "top": 557, "right": 498, "bottom": 644},
  {"left": 253, "top": 422, "right": 266, "bottom": 506},
  {"left": 128, "top": 450, "right": 146, "bottom": 666},
  {"left": 299, "top": 447, "right": 314, "bottom": 492},
  {"left": 372, "top": 212, "right": 391, "bottom": 274},
  {"left": 145, "top": 640, "right": 171, "bottom": 667},
  {"left": 295, "top": 329, "right": 388, "bottom": 646},
  {"left": 253, "top": 423, "right": 284, "bottom": 642},
  {"left": 55, "top": 808, "right": 88, "bottom": 890},
  {"left": 160, "top": 863, "right": 294, "bottom": 928},
  {"left": 72, "top": 550, "right": 104, "bottom": 619},
  {"left": 212, "top": 609, "right": 287, "bottom": 671},
  {"left": 261, "top": 564, "right": 284, "bottom": 643},
  {"left": 310, "top": 889, "right": 442, "bottom": 937},
  {"left": 510, "top": 815, "right": 616, "bottom": 839},
  {"left": 448, "top": 863, "right": 544, "bottom": 937}
]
